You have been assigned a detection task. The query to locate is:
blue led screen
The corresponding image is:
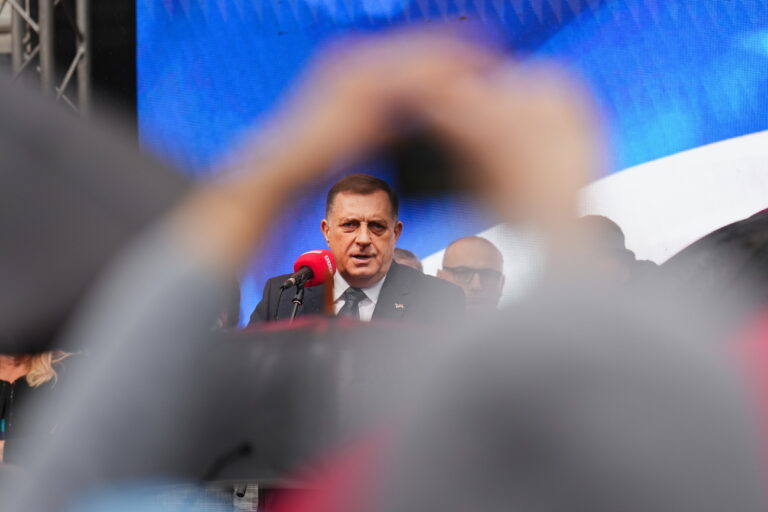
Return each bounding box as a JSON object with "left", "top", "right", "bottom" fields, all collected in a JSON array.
[{"left": 137, "top": 0, "right": 768, "bottom": 323}]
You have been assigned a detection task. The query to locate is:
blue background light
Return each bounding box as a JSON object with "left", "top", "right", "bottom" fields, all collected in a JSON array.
[{"left": 137, "top": 0, "right": 768, "bottom": 324}]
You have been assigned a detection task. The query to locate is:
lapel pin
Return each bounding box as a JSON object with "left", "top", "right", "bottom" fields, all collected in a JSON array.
[{"left": 394, "top": 303, "right": 405, "bottom": 310}]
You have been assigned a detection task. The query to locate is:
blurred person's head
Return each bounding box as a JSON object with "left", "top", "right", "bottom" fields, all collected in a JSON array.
[
  {"left": 24, "top": 351, "right": 70, "bottom": 387},
  {"left": 0, "top": 74, "right": 188, "bottom": 355},
  {"left": 438, "top": 236, "right": 504, "bottom": 310},
  {"left": 579, "top": 215, "right": 636, "bottom": 282},
  {"left": 393, "top": 248, "right": 423, "bottom": 273},
  {"left": 321, "top": 174, "right": 403, "bottom": 288}
]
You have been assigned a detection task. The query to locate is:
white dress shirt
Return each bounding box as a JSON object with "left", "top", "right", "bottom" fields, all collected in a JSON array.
[{"left": 333, "top": 271, "right": 387, "bottom": 322}]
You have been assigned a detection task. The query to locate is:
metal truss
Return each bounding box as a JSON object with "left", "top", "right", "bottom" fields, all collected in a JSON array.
[{"left": 1, "top": 0, "right": 89, "bottom": 115}]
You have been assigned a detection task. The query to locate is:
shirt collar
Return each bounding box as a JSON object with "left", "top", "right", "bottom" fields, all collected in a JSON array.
[{"left": 333, "top": 270, "right": 387, "bottom": 304}]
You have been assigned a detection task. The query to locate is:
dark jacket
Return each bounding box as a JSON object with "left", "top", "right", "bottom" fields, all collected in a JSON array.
[{"left": 249, "top": 261, "right": 465, "bottom": 325}]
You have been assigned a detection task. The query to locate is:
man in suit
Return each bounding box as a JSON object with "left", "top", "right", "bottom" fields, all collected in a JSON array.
[{"left": 250, "top": 174, "right": 464, "bottom": 324}]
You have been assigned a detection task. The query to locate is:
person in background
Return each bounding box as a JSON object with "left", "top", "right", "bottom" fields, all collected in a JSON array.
[
  {"left": 0, "top": 351, "right": 71, "bottom": 464},
  {"left": 578, "top": 215, "right": 657, "bottom": 283},
  {"left": 437, "top": 236, "right": 505, "bottom": 311},
  {"left": 393, "top": 248, "right": 423, "bottom": 273}
]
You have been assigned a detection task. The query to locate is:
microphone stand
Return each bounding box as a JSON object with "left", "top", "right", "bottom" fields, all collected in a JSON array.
[{"left": 289, "top": 283, "right": 306, "bottom": 324}]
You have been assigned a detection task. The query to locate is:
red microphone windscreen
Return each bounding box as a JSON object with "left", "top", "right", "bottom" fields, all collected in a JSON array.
[{"left": 293, "top": 250, "right": 337, "bottom": 287}]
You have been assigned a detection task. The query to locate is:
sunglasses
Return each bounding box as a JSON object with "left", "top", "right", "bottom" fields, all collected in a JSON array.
[{"left": 443, "top": 266, "right": 502, "bottom": 286}]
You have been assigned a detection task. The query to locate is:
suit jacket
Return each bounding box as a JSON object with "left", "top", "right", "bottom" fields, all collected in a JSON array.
[{"left": 249, "top": 261, "right": 465, "bottom": 325}]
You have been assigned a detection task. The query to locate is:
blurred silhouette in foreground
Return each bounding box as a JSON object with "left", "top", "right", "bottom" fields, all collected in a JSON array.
[
  {"left": 1, "top": 28, "right": 765, "bottom": 512},
  {"left": 0, "top": 80, "right": 188, "bottom": 355}
]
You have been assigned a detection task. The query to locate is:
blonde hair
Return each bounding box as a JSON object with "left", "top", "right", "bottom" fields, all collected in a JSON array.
[{"left": 25, "top": 351, "right": 71, "bottom": 388}]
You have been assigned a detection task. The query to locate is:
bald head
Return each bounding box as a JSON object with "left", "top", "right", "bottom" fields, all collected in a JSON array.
[
  {"left": 394, "top": 248, "right": 423, "bottom": 273},
  {"left": 438, "top": 237, "right": 505, "bottom": 310},
  {"left": 443, "top": 237, "right": 503, "bottom": 270}
]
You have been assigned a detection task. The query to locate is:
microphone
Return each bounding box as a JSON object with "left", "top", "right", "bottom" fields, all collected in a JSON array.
[{"left": 280, "top": 249, "right": 336, "bottom": 290}]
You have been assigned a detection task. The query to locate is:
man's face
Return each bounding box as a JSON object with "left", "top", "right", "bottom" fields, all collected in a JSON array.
[
  {"left": 321, "top": 191, "right": 402, "bottom": 288},
  {"left": 438, "top": 239, "right": 505, "bottom": 310}
]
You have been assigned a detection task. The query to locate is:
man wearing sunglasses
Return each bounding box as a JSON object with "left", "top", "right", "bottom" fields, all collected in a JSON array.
[{"left": 437, "top": 236, "right": 505, "bottom": 312}]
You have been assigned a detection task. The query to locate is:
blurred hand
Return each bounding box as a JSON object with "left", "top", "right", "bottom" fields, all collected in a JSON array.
[
  {"left": 175, "top": 29, "right": 601, "bottom": 273},
  {"left": 245, "top": 29, "right": 499, "bottom": 184}
]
